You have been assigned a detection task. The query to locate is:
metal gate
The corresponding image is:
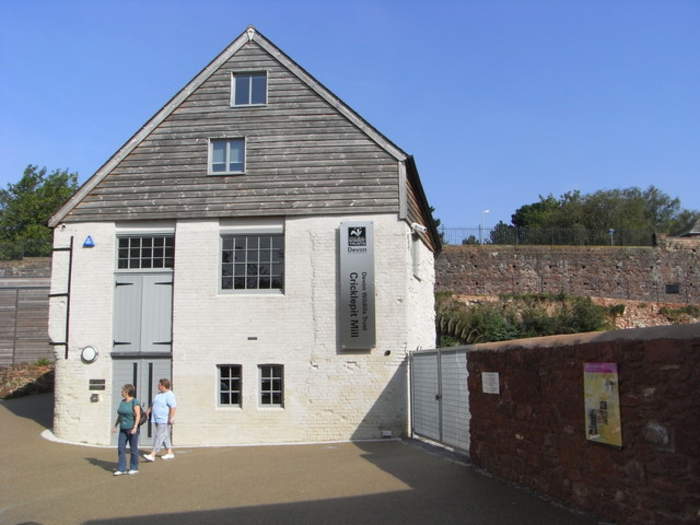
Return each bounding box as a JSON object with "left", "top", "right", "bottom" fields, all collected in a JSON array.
[{"left": 410, "top": 348, "right": 470, "bottom": 453}]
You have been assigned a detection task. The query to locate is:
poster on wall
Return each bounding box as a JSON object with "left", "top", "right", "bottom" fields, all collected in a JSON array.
[
  {"left": 583, "top": 362, "right": 622, "bottom": 447},
  {"left": 339, "top": 221, "right": 375, "bottom": 350}
]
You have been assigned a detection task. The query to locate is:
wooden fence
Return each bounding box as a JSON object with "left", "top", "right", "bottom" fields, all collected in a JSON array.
[{"left": 0, "top": 284, "right": 51, "bottom": 367}]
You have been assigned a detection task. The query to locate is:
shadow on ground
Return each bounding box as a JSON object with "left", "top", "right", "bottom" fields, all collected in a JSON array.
[
  {"left": 0, "top": 392, "right": 53, "bottom": 429},
  {"left": 85, "top": 457, "right": 116, "bottom": 472},
  {"left": 83, "top": 441, "right": 597, "bottom": 525}
]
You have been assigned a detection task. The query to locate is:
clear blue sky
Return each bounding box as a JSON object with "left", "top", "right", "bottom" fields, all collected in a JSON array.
[{"left": 1, "top": 0, "right": 698, "bottom": 228}]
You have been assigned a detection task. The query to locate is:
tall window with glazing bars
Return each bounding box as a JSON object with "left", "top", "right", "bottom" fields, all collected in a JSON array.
[{"left": 220, "top": 234, "right": 284, "bottom": 291}]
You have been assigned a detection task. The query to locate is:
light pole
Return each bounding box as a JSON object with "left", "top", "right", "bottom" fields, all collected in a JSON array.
[{"left": 480, "top": 209, "right": 491, "bottom": 244}]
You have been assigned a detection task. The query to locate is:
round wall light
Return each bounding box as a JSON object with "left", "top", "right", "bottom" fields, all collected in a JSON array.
[{"left": 80, "top": 346, "right": 98, "bottom": 363}]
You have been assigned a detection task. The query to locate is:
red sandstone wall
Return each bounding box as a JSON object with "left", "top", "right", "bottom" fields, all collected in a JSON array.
[
  {"left": 436, "top": 241, "right": 699, "bottom": 304},
  {"left": 467, "top": 324, "right": 700, "bottom": 524}
]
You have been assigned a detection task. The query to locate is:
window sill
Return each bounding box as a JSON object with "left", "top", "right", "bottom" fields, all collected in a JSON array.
[
  {"left": 114, "top": 269, "right": 174, "bottom": 274},
  {"left": 208, "top": 171, "right": 246, "bottom": 176},
  {"left": 230, "top": 103, "right": 268, "bottom": 108},
  {"left": 218, "top": 290, "right": 285, "bottom": 296}
]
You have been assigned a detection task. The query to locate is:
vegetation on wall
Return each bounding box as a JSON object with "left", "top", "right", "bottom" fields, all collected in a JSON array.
[
  {"left": 658, "top": 305, "right": 700, "bottom": 324},
  {"left": 487, "top": 186, "right": 699, "bottom": 245},
  {"left": 0, "top": 360, "right": 55, "bottom": 399},
  {"left": 0, "top": 165, "right": 78, "bottom": 259},
  {"left": 436, "top": 292, "right": 623, "bottom": 346}
]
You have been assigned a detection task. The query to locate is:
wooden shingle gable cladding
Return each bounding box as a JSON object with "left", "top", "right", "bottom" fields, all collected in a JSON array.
[
  {"left": 63, "top": 39, "right": 400, "bottom": 222},
  {"left": 50, "top": 27, "right": 440, "bottom": 253}
]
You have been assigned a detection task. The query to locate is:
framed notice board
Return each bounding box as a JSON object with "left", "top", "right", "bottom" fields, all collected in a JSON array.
[{"left": 583, "top": 362, "right": 622, "bottom": 447}]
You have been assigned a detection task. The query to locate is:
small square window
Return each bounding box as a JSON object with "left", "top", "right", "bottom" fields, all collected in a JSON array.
[
  {"left": 218, "top": 365, "right": 242, "bottom": 407},
  {"left": 231, "top": 72, "right": 267, "bottom": 106},
  {"left": 259, "top": 365, "right": 283, "bottom": 407},
  {"left": 209, "top": 139, "right": 245, "bottom": 175}
]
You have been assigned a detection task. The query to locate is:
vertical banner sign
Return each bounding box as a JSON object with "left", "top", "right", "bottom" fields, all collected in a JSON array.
[
  {"left": 583, "top": 363, "right": 622, "bottom": 447},
  {"left": 339, "top": 221, "right": 375, "bottom": 349}
]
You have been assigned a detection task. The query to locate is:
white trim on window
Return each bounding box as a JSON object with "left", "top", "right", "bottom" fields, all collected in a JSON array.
[
  {"left": 219, "top": 217, "right": 284, "bottom": 235},
  {"left": 115, "top": 233, "right": 175, "bottom": 272},
  {"left": 217, "top": 364, "right": 242, "bottom": 408},
  {"left": 230, "top": 70, "right": 268, "bottom": 107},
  {"left": 218, "top": 232, "right": 285, "bottom": 294},
  {"left": 115, "top": 221, "right": 176, "bottom": 234},
  {"left": 258, "top": 364, "right": 284, "bottom": 408},
  {"left": 208, "top": 138, "right": 246, "bottom": 175}
]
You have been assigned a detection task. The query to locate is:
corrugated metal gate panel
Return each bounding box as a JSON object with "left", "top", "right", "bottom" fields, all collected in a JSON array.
[
  {"left": 411, "top": 351, "right": 440, "bottom": 441},
  {"left": 410, "top": 348, "right": 469, "bottom": 453},
  {"left": 440, "top": 350, "right": 469, "bottom": 451}
]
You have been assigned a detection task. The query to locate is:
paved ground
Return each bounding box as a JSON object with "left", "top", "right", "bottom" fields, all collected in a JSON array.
[{"left": 0, "top": 394, "right": 600, "bottom": 525}]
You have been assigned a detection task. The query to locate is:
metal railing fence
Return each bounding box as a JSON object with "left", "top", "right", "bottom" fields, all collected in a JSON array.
[{"left": 439, "top": 227, "right": 657, "bottom": 247}]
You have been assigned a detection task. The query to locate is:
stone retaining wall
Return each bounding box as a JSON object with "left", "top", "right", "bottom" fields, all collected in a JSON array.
[
  {"left": 467, "top": 324, "right": 700, "bottom": 524},
  {"left": 436, "top": 238, "right": 699, "bottom": 304},
  {"left": 0, "top": 258, "right": 51, "bottom": 279}
]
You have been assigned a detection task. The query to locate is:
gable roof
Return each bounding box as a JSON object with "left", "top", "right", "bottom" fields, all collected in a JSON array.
[{"left": 49, "top": 26, "right": 410, "bottom": 227}]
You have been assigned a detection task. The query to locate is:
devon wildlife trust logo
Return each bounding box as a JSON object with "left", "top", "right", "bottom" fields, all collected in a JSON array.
[{"left": 348, "top": 226, "right": 367, "bottom": 247}]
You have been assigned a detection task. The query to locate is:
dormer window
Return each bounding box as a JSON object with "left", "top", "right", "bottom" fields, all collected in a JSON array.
[
  {"left": 231, "top": 71, "right": 267, "bottom": 106},
  {"left": 209, "top": 138, "right": 245, "bottom": 174}
]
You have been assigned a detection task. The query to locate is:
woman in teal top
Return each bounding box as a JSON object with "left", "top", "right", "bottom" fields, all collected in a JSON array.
[{"left": 113, "top": 384, "right": 141, "bottom": 476}]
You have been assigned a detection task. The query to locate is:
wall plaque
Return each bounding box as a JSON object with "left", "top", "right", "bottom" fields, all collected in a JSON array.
[
  {"left": 89, "top": 379, "right": 106, "bottom": 391},
  {"left": 583, "top": 362, "right": 622, "bottom": 447},
  {"left": 339, "top": 221, "right": 375, "bottom": 349},
  {"left": 481, "top": 372, "right": 500, "bottom": 394}
]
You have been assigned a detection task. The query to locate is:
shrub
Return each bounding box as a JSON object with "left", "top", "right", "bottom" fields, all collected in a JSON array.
[
  {"left": 437, "top": 292, "right": 613, "bottom": 346},
  {"left": 659, "top": 305, "right": 700, "bottom": 324}
]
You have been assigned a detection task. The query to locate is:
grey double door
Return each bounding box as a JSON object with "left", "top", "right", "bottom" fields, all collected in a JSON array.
[
  {"left": 113, "top": 273, "right": 172, "bottom": 353},
  {"left": 111, "top": 358, "right": 172, "bottom": 443},
  {"left": 111, "top": 272, "right": 173, "bottom": 444}
]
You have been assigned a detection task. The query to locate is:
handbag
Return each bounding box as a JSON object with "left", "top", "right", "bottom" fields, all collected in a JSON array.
[{"left": 131, "top": 399, "right": 148, "bottom": 426}]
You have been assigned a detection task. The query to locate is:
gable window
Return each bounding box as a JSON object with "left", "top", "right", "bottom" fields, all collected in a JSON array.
[
  {"left": 218, "top": 365, "right": 242, "bottom": 407},
  {"left": 259, "top": 364, "right": 283, "bottom": 407},
  {"left": 210, "top": 138, "right": 245, "bottom": 174},
  {"left": 117, "top": 235, "right": 174, "bottom": 270},
  {"left": 221, "top": 234, "right": 284, "bottom": 291},
  {"left": 231, "top": 72, "right": 267, "bottom": 106}
]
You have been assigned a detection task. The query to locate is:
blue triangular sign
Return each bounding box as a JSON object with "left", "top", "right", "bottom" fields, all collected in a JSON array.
[{"left": 83, "top": 235, "right": 95, "bottom": 248}]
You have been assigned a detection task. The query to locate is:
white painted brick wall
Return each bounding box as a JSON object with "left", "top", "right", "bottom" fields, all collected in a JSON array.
[
  {"left": 50, "top": 223, "right": 117, "bottom": 444},
  {"left": 50, "top": 214, "right": 436, "bottom": 446}
]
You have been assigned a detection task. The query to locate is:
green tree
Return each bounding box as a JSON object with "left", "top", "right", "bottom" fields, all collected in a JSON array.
[
  {"left": 462, "top": 235, "right": 480, "bottom": 245},
  {"left": 0, "top": 165, "right": 78, "bottom": 259},
  {"left": 489, "top": 221, "right": 516, "bottom": 244},
  {"left": 508, "top": 186, "right": 697, "bottom": 245}
]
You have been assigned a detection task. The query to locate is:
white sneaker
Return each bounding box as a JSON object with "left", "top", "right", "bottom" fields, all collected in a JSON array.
[
  {"left": 143, "top": 454, "right": 156, "bottom": 462},
  {"left": 113, "top": 471, "right": 125, "bottom": 476},
  {"left": 127, "top": 469, "right": 139, "bottom": 475},
  {"left": 161, "top": 453, "right": 175, "bottom": 460}
]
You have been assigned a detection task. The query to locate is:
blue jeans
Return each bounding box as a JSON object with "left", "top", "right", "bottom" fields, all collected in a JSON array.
[{"left": 118, "top": 429, "right": 139, "bottom": 472}]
